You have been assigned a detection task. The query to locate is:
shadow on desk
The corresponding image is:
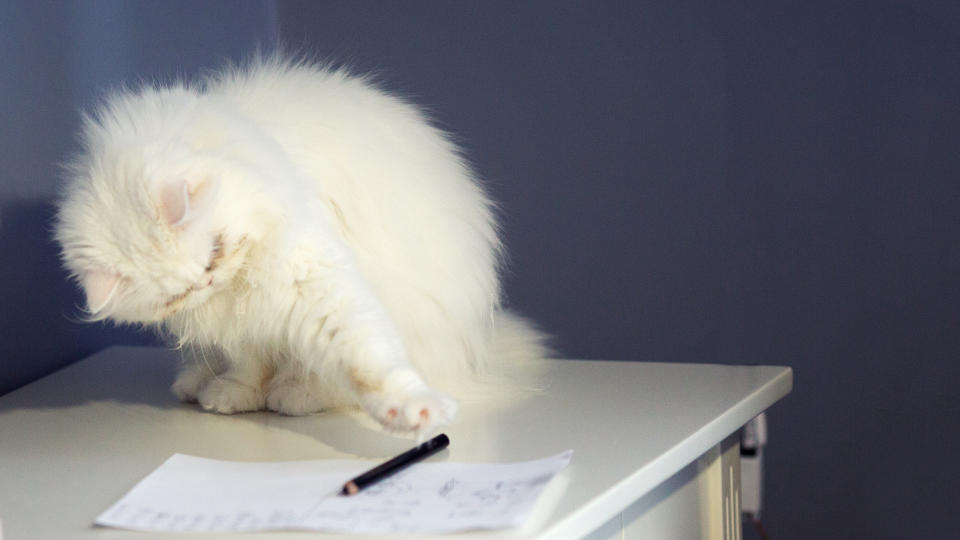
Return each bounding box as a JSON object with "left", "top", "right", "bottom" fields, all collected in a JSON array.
[
  {"left": 0, "top": 346, "right": 513, "bottom": 460},
  {"left": 0, "top": 346, "right": 182, "bottom": 410}
]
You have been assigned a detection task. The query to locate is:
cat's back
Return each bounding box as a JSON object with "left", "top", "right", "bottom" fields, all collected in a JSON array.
[
  {"left": 208, "top": 59, "right": 437, "bottom": 150},
  {"left": 203, "top": 57, "right": 494, "bottom": 257}
]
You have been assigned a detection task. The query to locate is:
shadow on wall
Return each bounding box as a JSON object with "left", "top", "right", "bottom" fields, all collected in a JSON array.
[{"left": 0, "top": 198, "right": 155, "bottom": 396}]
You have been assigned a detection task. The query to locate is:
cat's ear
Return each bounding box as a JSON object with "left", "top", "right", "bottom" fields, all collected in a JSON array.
[
  {"left": 81, "top": 270, "right": 121, "bottom": 314},
  {"left": 158, "top": 179, "right": 192, "bottom": 226},
  {"left": 157, "top": 178, "right": 217, "bottom": 227}
]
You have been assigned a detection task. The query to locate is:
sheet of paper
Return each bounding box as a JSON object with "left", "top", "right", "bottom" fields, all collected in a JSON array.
[{"left": 95, "top": 450, "right": 572, "bottom": 534}]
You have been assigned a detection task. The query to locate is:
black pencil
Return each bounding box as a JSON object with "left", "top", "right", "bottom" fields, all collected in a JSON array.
[{"left": 340, "top": 433, "right": 450, "bottom": 496}]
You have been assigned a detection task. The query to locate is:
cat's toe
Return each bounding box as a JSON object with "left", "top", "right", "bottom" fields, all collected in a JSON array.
[
  {"left": 371, "top": 388, "right": 458, "bottom": 433},
  {"left": 197, "top": 377, "right": 265, "bottom": 414},
  {"left": 400, "top": 391, "right": 458, "bottom": 431}
]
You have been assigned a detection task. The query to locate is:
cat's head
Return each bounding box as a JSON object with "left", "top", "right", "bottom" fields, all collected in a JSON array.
[
  {"left": 56, "top": 172, "right": 239, "bottom": 325},
  {"left": 55, "top": 90, "right": 247, "bottom": 324}
]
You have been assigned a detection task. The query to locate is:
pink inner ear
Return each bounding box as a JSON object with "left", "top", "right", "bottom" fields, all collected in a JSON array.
[
  {"left": 159, "top": 179, "right": 191, "bottom": 226},
  {"left": 81, "top": 270, "right": 121, "bottom": 313}
]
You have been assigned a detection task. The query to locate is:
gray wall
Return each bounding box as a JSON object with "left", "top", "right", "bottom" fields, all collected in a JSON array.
[{"left": 2, "top": 1, "right": 958, "bottom": 538}]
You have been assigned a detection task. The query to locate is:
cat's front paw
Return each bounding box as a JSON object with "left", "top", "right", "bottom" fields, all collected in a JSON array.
[
  {"left": 171, "top": 366, "right": 214, "bottom": 403},
  {"left": 266, "top": 377, "right": 327, "bottom": 416},
  {"left": 366, "top": 387, "right": 459, "bottom": 433},
  {"left": 197, "top": 377, "right": 265, "bottom": 414}
]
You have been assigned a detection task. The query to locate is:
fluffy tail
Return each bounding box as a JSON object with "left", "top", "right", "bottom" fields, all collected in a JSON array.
[
  {"left": 465, "top": 309, "right": 553, "bottom": 403},
  {"left": 490, "top": 310, "right": 552, "bottom": 367}
]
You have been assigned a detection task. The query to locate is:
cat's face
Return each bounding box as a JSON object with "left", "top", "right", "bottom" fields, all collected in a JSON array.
[{"left": 56, "top": 147, "right": 240, "bottom": 324}]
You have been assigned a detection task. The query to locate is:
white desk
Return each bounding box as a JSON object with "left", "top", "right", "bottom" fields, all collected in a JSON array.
[{"left": 0, "top": 347, "right": 791, "bottom": 539}]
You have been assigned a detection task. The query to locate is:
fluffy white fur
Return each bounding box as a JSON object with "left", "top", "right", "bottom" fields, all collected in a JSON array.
[{"left": 55, "top": 57, "right": 547, "bottom": 434}]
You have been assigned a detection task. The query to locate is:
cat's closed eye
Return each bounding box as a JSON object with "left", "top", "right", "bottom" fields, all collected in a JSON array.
[{"left": 205, "top": 234, "right": 225, "bottom": 272}]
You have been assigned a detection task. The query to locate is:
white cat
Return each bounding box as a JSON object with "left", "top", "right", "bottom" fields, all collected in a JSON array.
[{"left": 54, "top": 56, "right": 547, "bottom": 434}]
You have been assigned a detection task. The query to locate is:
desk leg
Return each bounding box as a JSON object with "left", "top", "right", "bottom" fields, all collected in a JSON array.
[{"left": 588, "top": 432, "right": 742, "bottom": 540}]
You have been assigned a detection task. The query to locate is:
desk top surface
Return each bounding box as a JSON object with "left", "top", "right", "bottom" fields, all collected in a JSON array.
[{"left": 0, "top": 347, "right": 791, "bottom": 539}]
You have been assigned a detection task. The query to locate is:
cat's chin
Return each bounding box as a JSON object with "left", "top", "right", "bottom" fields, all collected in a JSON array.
[
  {"left": 108, "top": 310, "right": 167, "bottom": 326},
  {"left": 107, "top": 291, "right": 213, "bottom": 324},
  {"left": 158, "top": 293, "right": 213, "bottom": 321}
]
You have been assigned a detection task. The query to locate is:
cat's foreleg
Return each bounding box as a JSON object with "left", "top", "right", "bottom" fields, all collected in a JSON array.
[{"left": 292, "top": 270, "right": 458, "bottom": 433}]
